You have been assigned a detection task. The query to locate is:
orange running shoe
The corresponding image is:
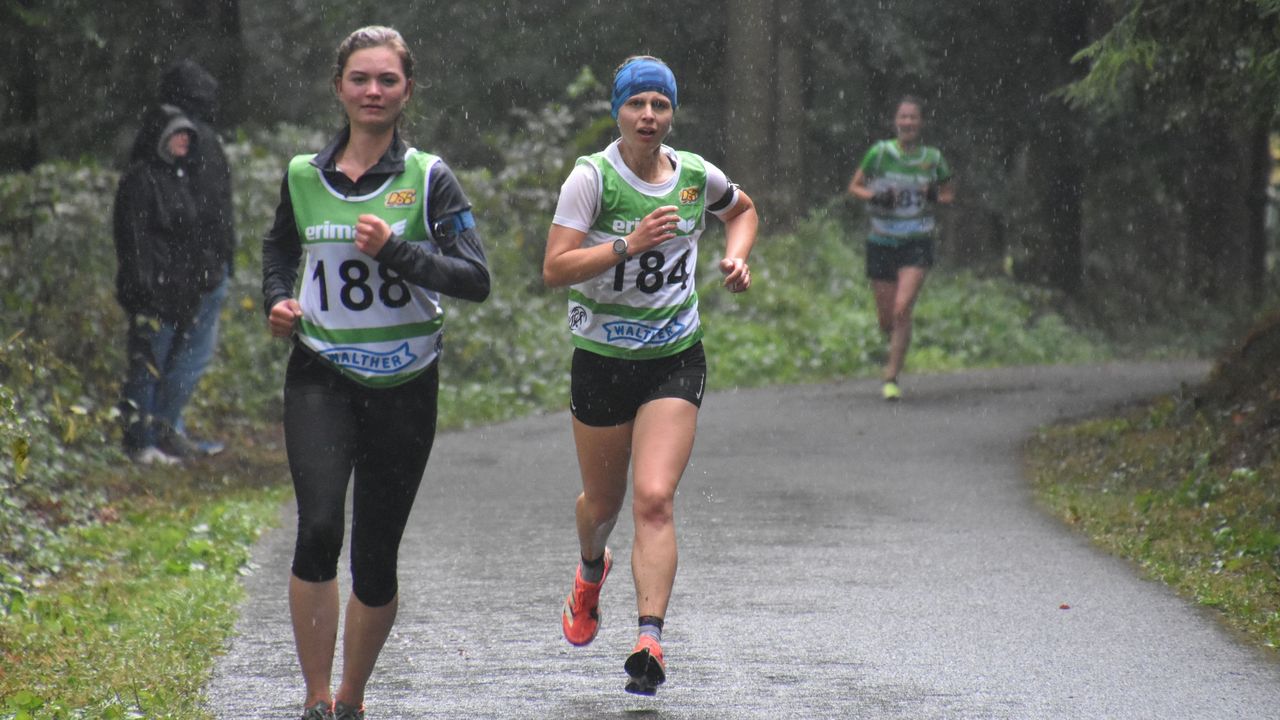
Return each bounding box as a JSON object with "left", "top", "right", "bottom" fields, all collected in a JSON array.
[
  {"left": 561, "top": 548, "right": 612, "bottom": 646},
  {"left": 624, "top": 635, "right": 666, "bottom": 696}
]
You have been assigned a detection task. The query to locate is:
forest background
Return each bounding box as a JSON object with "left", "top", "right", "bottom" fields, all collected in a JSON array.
[
  {"left": 4, "top": 0, "right": 1278, "bottom": 306},
  {"left": 1, "top": 0, "right": 1280, "bottom": 717}
]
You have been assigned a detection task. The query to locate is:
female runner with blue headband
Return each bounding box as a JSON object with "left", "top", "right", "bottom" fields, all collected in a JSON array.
[{"left": 544, "top": 55, "right": 758, "bottom": 696}]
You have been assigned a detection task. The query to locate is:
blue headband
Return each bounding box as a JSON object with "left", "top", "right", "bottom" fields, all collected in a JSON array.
[{"left": 610, "top": 59, "right": 678, "bottom": 119}]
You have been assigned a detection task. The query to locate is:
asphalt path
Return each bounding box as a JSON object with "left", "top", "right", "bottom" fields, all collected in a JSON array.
[{"left": 206, "top": 361, "right": 1280, "bottom": 719}]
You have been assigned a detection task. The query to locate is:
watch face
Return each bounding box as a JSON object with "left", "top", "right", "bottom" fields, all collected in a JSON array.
[{"left": 613, "top": 238, "right": 628, "bottom": 255}]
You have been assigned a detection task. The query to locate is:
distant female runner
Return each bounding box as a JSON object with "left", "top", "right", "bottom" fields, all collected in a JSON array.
[
  {"left": 848, "top": 96, "right": 954, "bottom": 400},
  {"left": 261, "top": 25, "right": 489, "bottom": 720},
  {"left": 543, "top": 55, "right": 758, "bottom": 696}
]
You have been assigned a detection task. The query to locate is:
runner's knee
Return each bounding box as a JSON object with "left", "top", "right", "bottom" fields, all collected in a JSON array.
[
  {"left": 580, "top": 489, "right": 625, "bottom": 524},
  {"left": 351, "top": 552, "right": 398, "bottom": 607},
  {"left": 291, "top": 515, "right": 343, "bottom": 583},
  {"left": 892, "top": 304, "right": 914, "bottom": 326},
  {"left": 632, "top": 485, "right": 675, "bottom": 526}
]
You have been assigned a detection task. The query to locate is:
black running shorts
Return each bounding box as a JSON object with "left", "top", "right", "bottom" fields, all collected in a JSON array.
[
  {"left": 570, "top": 342, "right": 707, "bottom": 427},
  {"left": 866, "top": 238, "right": 934, "bottom": 281}
]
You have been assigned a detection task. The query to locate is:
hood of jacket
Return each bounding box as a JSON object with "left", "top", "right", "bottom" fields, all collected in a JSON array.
[
  {"left": 130, "top": 103, "right": 198, "bottom": 165},
  {"left": 160, "top": 59, "right": 219, "bottom": 124},
  {"left": 155, "top": 105, "right": 198, "bottom": 165}
]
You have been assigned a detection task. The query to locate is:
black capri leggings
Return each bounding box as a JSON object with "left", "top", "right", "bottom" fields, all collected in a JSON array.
[{"left": 283, "top": 346, "right": 438, "bottom": 607}]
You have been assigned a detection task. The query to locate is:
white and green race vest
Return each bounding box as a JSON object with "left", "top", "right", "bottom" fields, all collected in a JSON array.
[
  {"left": 568, "top": 149, "right": 708, "bottom": 359},
  {"left": 289, "top": 149, "right": 444, "bottom": 387},
  {"left": 860, "top": 140, "right": 952, "bottom": 245}
]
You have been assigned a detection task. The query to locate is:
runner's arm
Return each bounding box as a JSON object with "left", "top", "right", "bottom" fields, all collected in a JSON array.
[
  {"left": 261, "top": 171, "right": 303, "bottom": 317},
  {"left": 848, "top": 168, "right": 876, "bottom": 202},
  {"left": 373, "top": 162, "right": 490, "bottom": 302},
  {"left": 717, "top": 189, "right": 756, "bottom": 293}
]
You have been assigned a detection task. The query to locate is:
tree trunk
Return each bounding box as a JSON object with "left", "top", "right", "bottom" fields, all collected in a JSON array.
[
  {"left": 724, "top": 0, "right": 775, "bottom": 221},
  {"left": 0, "top": 0, "right": 41, "bottom": 170},
  {"left": 214, "top": 0, "right": 244, "bottom": 128},
  {"left": 1244, "top": 119, "right": 1270, "bottom": 305},
  {"left": 1021, "top": 112, "right": 1085, "bottom": 296},
  {"left": 772, "top": 5, "right": 805, "bottom": 221},
  {"left": 1009, "top": 0, "right": 1089, "bottom": 295},
  {"left": 1184, "top": 116, "right": 1239, "bottom": 302},
  {"left": 1052, "top": 162, "right": 1086, "bottom": 297},
  {"left": 1042, "top": 0, "right": 1091, "bottom": 297},
  {"left": 171, "top": 0, "right": 241, "bottom": 127}
]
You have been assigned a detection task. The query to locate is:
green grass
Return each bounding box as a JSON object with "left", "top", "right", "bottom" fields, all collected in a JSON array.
[
  {"left": 1, "top": 472, "right": 289, "bottom": 719},
  {"left": 1027, "top": 397, "right": 1280, "bottom": 650}
]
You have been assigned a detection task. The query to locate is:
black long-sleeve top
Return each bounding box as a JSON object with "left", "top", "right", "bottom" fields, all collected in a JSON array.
[{"left": 261, "top": 127, "right": 490, "bottom": 318}]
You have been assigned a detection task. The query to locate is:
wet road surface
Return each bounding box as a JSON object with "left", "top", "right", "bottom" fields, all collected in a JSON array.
[{"left": 206, "top": 362, "right": 1280, "bottom": 719}]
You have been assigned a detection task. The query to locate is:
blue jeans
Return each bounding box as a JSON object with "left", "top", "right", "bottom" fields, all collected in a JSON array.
[{"left": 121, "top": 278, "right": 227, "bottom": 450}]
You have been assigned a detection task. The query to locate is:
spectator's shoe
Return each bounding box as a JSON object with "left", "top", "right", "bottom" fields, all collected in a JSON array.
[
  {"left": 561, "top": 548, "right": 612, "bottom": 646},
  {"left": 128, "top": 446, "right": 181, "bottom": 466},
  {"left": 299, "top": 701, "right": 333, "bottom": 720},
  {"left": 158, "top": 428, "right": 224, "bottom": 458},
  {"left": 333, "top": 701, "right": 364, "bottom": 720},
  {"left": 882, "top": 380, "right": 901, "bottom": 402},
  {"left": 624, "top": 635, "right": 667, "bottom": 696},
  {"left": 189, "top": 437, "right": 226, "bottom": 456}
]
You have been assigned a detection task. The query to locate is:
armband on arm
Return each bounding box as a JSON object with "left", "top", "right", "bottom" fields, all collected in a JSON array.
[{"left": 431, "top": 210, "right": 477, "bottom": 244}]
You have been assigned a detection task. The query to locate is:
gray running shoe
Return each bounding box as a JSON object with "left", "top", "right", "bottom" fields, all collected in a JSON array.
[
  {"left": 333, "top": 701, "right": 365, "bottom": 720},
  {"left": 157, "top": 427, "right": 225, "bottom": 458},
  {"left": 300, "top": 701, "right": 333, "bottom": 720},
  {"left": 127, "top": 446, "right": 181, "bottom": 466}
]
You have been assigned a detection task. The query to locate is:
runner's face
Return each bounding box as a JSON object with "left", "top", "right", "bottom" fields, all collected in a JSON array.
[
  {"left": 617, "top": 91, "right": 673, "bottom": 149},
  {"left": 335, "top": 46, "right": 413, "bottom": 132},
  {"left": 894, "top": 102, "right": 923, "bottom": 145}
]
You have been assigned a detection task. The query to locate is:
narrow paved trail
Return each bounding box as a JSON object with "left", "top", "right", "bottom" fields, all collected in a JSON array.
[{"left": 207, "top": 361, "right": 1280, "bottom": 719}]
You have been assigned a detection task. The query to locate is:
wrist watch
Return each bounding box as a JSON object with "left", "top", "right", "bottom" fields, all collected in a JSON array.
[{"left": 612, "top": 237, "right": 629, "bottom": 256}]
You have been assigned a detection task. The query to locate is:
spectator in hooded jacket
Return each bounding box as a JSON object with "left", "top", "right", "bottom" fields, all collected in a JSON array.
[
  {"left": 119, "top": 59, "right": 235, "bottom": 460},
  {"left": 114, "top": 104, "right": 226, "bottom": 464}
]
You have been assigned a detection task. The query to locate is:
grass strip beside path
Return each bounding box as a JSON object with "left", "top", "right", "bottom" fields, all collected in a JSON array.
[
  {"left": 1, "top": 477, "right": 289, "bottom": 720},
  {"left": 1027, "top": 396, "right": 1280, "bottom": 651}
]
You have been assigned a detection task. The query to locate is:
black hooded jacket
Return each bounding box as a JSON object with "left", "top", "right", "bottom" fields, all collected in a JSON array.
[
  {"left": 128, "top": 59, "right": 237, "bottom": 272},
  {"left": 113, "top": 105, "right": 225, "bottom": 322}
]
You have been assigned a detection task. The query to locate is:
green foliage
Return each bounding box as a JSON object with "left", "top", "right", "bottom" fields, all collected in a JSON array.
[
  {"left": 461, "top": 66, "right": 613, "bottom": 293},
  {"left": 0, "top": 163, "right": 123, "bottom": 384},
  {"left": 1046, "top": 0, "right": 1280, "bottom": 311},
  {"left": 1062, "top": 4, "right": 1158, "bottom": 112},
  {"left": 434, "top": 68, "right": 614, "bottom": 426},
  {"left": 0, "top": 338, "right": 117, "bottom": 613},
  {"left": 0, "top": 487, "right": 287, "bottom": 720},
  {"left": 1029, "top": 394, "right": 1280, "bottom": 650},
  {"left": 700, "top": 206, "right": 1109, "bottom": 387},
  {"left": 1065, "top": 0, "right": 1280, "bottom": 116}
]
